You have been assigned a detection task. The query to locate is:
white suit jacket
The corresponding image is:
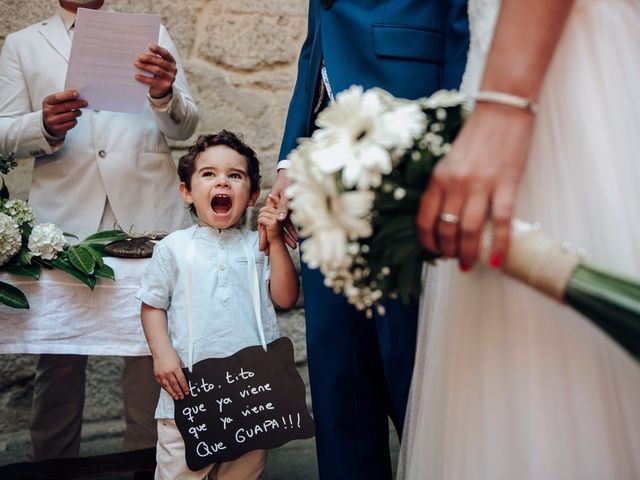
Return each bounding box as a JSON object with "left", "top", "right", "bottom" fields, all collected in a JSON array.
[{"left": 0, "top": 12, "right": 198, "bottom": 239}]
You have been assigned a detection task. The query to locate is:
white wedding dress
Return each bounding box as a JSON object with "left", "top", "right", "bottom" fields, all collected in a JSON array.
[{"left": 399, "top": 0, "right": 640, "bottom": 479}]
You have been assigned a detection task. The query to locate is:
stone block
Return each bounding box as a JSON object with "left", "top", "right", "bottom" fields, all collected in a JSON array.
[
  {"left": 0, "top": 0, "right": 56, "bottom": 39},
  {"left": 198, "top": 13, "right": 302, "bottom": 71},
  {"left": 183, "top": 61, "right": 279, "bottom": 152}
]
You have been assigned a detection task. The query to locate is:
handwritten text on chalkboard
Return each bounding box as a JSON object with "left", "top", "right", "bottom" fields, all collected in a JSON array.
[{"left": 174, "top": 337, "right": 315, "bottom": 471}]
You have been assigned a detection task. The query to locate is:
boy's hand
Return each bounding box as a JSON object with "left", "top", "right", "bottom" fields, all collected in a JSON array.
[
  {"left": 152, "top": 346, "right": 189, "bottom": 400},
  {"left": 258, "top": 194, "right": 285, "bottom": 253},
  {"left": 259, "top": 170, "right": 298, "bottom": 254}
]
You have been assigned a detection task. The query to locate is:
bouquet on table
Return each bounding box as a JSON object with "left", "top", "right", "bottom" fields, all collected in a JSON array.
[
  {"left": 286, "top": 86, "right": 640, "bottom": 361},
  {"left": 0, "top": 153, "right": 127, "bottom": 309}
]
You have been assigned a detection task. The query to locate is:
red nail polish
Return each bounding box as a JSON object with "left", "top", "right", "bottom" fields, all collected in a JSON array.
[
  {"left": 489, "top": 255, "right": 502, "bottom": 268},
  {"left": 460, "top": 262, "right": 472, "bottom": 272}
]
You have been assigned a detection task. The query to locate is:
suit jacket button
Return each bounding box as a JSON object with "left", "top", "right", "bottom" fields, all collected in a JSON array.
[
  {"left": 98, "top": 150, "right": 107, "bottom": 158},
  {"left": 320, "top": 0, "right": 333, "bottom": 9}
]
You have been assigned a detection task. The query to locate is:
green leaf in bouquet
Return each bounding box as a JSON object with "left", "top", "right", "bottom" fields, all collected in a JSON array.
[
  {"left": 386, "top": 241, "right": 422, "bottom": 267},
  {"left": 565, "top": 262, "right": 640, "bottom": 361},
  {"left": 0, "top": 280, "right": 29, "bottom": 309},
  {"left": 7, "top": 264, "right": 41, "bottom": 280},
  {"left": 87, "top": 243, "right": 106, "bottom": 256},
  {"left": 370, "top": 214, "right": 421, "bottom": 255},
  {"left": 369, "top": 229, "right": 417, "bottom": 257},
  {"left": 63, "top": 232, "right": 79, "bottom": 240},
  {"left": 80, "top": 230, "right": 128, "bottom": 245},
  {"left": 85, "top": 246, "right": 105, "bottom": 269},
  {"left": 67, "top": 246, "right": 96, "bottom": 275},
  {"left": 396, "top": 251, "right": 424, "bottom": 305},
  {"left": 47, "top": 257, "right": 97, "bottom": 290},
  {"left": 373, "top": 213, "right": 415, "bottom": 238},
  {"left": 94, "top": 262, "right": 115, "bottom": 281},
  {"left": 403, "top": 150, "right": 436, "bottom": 190}
]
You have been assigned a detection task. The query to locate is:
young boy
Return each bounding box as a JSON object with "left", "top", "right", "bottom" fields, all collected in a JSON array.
[{"left": 137, "top": 130, "right": 299, "bottom": 480}]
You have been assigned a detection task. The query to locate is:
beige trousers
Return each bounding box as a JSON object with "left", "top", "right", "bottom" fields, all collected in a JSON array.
[
  {"left": 155, "top": 419, "right": 266, "bottom": 480},
  {"left": 29, "top": 354, "right": 159, "bottom": 460}
]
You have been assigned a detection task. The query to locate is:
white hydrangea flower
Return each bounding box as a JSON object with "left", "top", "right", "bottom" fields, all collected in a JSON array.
[
  {"left": 311, "top": 85, "right": 426, "bottom": 190},
  {"left": 0, "top": 199, "right": 36, "bottom": 226},
  {"left": 28, "top": 223, "right": 66, "bottom": 260},
  {"left": 0, "top": 212, "right": 21, "bottom": 266},
  {"left": 286, "top": 149, "right": 374, "bottom": 270}
]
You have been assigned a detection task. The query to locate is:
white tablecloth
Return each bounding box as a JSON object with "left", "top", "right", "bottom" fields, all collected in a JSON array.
[{"left": 0, "top": 257, "right": 151, "bottom": 356}]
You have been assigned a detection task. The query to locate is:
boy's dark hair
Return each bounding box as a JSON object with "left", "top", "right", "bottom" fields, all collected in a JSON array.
[{"left": 177, "top": 130, "right": 261, "bottom": 195}]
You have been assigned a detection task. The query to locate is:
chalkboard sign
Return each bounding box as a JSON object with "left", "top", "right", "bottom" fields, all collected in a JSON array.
[{"left": 174, "top": 336, "right": 315, "bottom": 471}]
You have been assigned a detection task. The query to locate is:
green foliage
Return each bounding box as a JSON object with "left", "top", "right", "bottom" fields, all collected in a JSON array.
[
  {"left": 0, "top": 152, "right": 17, "bottom": 175},
  {"left": 81, "top": 230, "right": 128, "bottom": 245},
  {"left": 67, "top": 245, "right": 97, "bottom": 275},
  {"left": 0, "top": 280, "right": 29, "bottom": 309}
]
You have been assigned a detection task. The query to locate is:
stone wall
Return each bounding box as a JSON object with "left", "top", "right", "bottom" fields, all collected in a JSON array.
[{"left": 0, "top": 0, "right": 308, "bottom": 459}]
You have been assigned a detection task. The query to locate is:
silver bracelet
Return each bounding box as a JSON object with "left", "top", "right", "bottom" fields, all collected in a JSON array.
[{"left": 475, "top": 90, "right": 539, "bottom": 115}]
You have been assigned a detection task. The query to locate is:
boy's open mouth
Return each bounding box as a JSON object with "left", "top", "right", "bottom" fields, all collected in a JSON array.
[{"left": 211, "top": 194, "right": 232, "bottom": 214}]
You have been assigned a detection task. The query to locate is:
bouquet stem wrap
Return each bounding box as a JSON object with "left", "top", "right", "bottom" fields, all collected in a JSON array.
[{"left": 483, "top": 220, "right": 582, "bottom": 302}]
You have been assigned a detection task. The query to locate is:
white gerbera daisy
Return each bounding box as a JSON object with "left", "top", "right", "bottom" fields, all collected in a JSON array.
[
  {"left": 310, "top": 86, "right": 425, "bottom": 190},
  {"left": 286, "top": 150, "right": 374, "bottom": 269}
]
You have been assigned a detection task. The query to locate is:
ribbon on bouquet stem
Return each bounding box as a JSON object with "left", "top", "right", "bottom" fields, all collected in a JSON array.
[{"left": 480, "top": 220, "right": 583, "bottom": 302}]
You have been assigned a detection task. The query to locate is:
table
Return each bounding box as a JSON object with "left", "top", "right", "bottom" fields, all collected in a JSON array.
[{"left": 0, "top": 257, "right": 150, "bottom": 356}]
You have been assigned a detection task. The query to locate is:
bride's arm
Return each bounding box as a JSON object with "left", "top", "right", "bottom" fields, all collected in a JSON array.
[{"left": 416, "top": 0, "right": 575, "bottom": 269}]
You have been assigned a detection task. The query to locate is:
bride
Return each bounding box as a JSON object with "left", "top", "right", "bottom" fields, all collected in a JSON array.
[{"left": 400, "top": 0, "right": 640, "bottom": 478}]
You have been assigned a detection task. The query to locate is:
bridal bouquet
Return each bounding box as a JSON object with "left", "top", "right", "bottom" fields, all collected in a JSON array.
[
  {"left": 0, "top": 153, "right": 127, "bottom": 309},
  {"left": 286, "top": 86, "right": 640, "bottom": 361}
]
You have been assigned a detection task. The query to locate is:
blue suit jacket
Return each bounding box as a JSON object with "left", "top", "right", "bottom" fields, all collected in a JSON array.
[{"left": 279, "top": 0, "right": 469, "bottom": 163}]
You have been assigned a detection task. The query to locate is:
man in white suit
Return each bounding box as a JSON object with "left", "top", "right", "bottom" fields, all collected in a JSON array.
[{"left": 0, "top": 0, "right": 198, "bottom": 466}]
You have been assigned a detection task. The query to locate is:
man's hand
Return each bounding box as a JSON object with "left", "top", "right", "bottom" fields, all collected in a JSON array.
[
  {"left": 134, "top": 44, "right": 177, "bottom": 99},
  {"left": 42, "top": 89, "right": 87, "bottom": 141},
  {"left": 259, "top": 168, "right": 298, "bottom": 255}
]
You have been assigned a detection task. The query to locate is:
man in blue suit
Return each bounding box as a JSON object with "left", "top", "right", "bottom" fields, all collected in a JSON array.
[{"left": 263, "top": 1, "right": 469, "bottom": 478}]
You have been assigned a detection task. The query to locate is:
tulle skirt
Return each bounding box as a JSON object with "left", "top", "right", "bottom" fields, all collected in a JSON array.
[{"left": 400, "top": 1, "right": 640, "bottom": 478}]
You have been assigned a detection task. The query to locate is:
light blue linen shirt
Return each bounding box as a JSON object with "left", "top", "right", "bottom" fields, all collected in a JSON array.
[{"left": 136, "top": 225, "right": 280, "bottom": 419}]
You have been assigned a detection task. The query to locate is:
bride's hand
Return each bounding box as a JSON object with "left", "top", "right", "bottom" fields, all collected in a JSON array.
[{"left": 416, "top": 102, "right": 536, "bottom": 269}]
